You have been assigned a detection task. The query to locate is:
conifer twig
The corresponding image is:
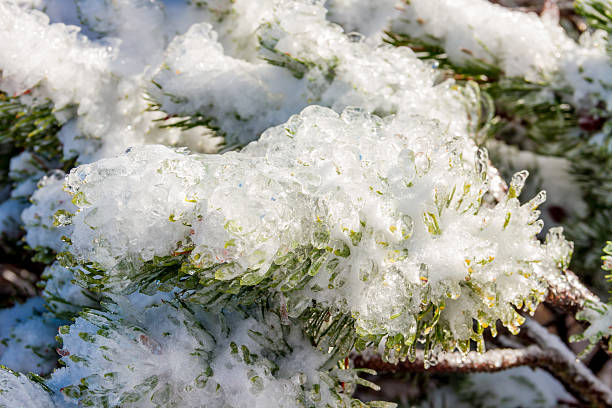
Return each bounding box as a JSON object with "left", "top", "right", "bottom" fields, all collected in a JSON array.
[{"left": 545, "top": 269, "right": 603, "bottom": 315}]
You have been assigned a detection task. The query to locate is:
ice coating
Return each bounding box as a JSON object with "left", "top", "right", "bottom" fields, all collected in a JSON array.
[
  {"left": 48, "top": 298, "right": 377, "bottom": 407},
  {"left": 61, "top": 106, "right": 568, "bottom": 356},
  {"left": 0, "top": 367, "right": 57, "bottom": 408},
  {"left": 42, "top": 262, "right": 99, "bottom": 319}
]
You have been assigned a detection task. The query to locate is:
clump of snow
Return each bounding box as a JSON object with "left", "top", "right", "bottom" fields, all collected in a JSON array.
[
  {"left": 572, "top": 241, "right": 612, "bottom": 353},
  {"left": 0, "top": 1, "right": 112, "bottom": 110},
  {"left": 391, "top": 0, "right": 564, "bottom": 82},
  {"left": 150, "top": 0, "right": 472, "bottom": 147},
  {"left": 325, "top": 0, "right": 400, "bottom": 41},
  {"left": 180, "top": 0, "right": 278, "bottom": 61},
  {"left": 0, "top": 199, "right": 26, "bottom": 239},
  {"left": 0, "top": 151, "right": 57, "bottom": 239},
  {"left": 8, "top": 151, "right": 54, "bottom": 199},
  {"left": 390, "top": 0, "right": 612, "bottom": 111},
  {"left": 61, "top": 106, "right": 567, "bottom": 359},
  {"left": 420, "top": 366, "right": 575, "bottom": 408},
  {"left": 0, "top": 0, "right": 221, "bottom": 168},
  {"left": 150, "top": 22, "right": 309, "bottom": 147},
  {"left": 0, "top": 297, "right": 62, "bottom": 375}
]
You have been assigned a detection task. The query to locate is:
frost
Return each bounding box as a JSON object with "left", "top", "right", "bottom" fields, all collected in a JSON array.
[{"left": 61, "top": 106, "right": 566, "bottom": 360}]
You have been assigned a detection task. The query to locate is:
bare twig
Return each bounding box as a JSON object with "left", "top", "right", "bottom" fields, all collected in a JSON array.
[
  {"left": 546, "top": 269, "right": 603, "bottom": 315},
  {"left": 353, "top": 346, "right": 546, "bottom": 374},
  {"left": 353, "top": 319, "right": 612, "bottom": 407}
]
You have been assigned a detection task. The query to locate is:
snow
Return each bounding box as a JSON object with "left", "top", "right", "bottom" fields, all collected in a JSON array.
[
  {"left": 61, "top": 106, "right": 567, "bottom": 356},
  {"left": 48, "top": 297, "right": 367, "bottom": 407},
  {"left": 0, "top": 297, "right": 62, "bottom": 375},
  {"left": 391, "top": 0, "right": 612, "bottom": 113},
  {"left": 0, "top": 366, "right": 57, "bottom": 407}
]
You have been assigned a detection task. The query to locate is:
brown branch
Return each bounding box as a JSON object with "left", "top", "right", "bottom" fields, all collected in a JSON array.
[
  {"left": 353, "top": 319, "right": 612, "bottom": 407},
  {"left": 353, "top": 346, "right": 545, "bottom": 374},
  {"left": 544, "top": 269, "right": 611, "bottom": 357},
  {"left": 545, "top": 269, "right": 602, "bottom": 315}
]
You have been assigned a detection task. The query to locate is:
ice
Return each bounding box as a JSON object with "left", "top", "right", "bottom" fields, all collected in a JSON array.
[
  {"left": 60, "top": 106, "right": 567, "bottom": 355},
  {"left": 0, "top": 366, "right": 57, "bottom": 408}
]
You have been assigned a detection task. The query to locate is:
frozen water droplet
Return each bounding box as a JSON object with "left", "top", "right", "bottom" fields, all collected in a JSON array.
[
  {"left": 508, "top": 170, "right": 529, "bottom": 199},
  {"left": 475, "top": 148, "right": 489, "bottom": 181},
  {"left": 528, "top": 190, "right": 547, "bottom": 210},
  {"left": 346, "top": 32, "right": 365, "bottom": 43},
  {"left": 400, "top": 215, "right": 413, "bottom": 240}
]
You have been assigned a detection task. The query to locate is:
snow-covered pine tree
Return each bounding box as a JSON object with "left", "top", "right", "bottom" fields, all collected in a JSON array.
[{"left": 0, "top": 0, "right": 611, "bottom": 407}]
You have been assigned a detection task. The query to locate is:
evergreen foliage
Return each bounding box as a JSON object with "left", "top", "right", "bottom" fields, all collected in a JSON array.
[{"left": 0, "top": 0, "right": 610, "bottom": 407}]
